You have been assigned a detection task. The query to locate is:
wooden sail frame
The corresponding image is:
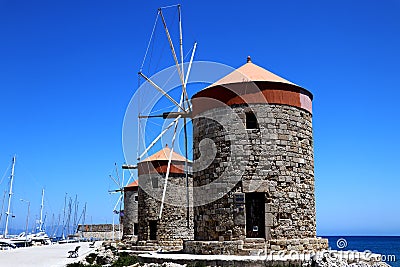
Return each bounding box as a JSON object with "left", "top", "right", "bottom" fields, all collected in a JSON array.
[{"left": 137, "top": 5, "right": 196, "bottom": 221}]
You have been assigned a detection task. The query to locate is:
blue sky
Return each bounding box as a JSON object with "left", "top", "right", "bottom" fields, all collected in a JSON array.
[{"left": 0, "top": 0, "right": 399, "bottom": 236}]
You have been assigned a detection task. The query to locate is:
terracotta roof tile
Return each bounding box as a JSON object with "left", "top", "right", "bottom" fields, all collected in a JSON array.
[
  {"left": 206, "top": 57, "right": 298, "bottom": 88},
  {"left": 141, "top": 144, "right": 190, "bottom": 162},
  {"left": 125, "top": 180, "right": 138, "bottom": 188}
]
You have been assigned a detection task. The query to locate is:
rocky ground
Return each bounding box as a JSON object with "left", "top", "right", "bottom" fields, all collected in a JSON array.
[
  {"left": 312, "top": 251, "right": 391, "bottom": 267},
  {"left": 73, "top": 242, "right": 185, "bottom": 267},
  {"left": 73, "top": 242, "right": 392, "bottom": 267}
]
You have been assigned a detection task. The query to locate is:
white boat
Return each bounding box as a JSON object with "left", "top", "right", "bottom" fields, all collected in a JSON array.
[
  {"left": 28, "top": 231, "right": 51, "bottom": 245},
  {"left": 9, "top": 232, "right": 32, "bottom": 247},
  {"left": 0, "top": 156, "right": 24, "bottom": 247},
  {"left": 1, "top": 157, "right": 51, "bottom": 247},
  {"left": 0, "top": 239, "right": 16, "bottom": 250},
  {"left": 58, "top": 237, "right": 78, "bottom": 244},
  {"left": 27, "top": 189, "right": 52, "bottom": 245}
]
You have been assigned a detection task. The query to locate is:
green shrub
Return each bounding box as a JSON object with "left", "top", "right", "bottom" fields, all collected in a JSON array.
[
  {"left": 95, "top": 255, "right": 110, "bottom": 265},
  {"left": 111, "top": 252, "right": 138, "bottom": 267},
  {"left": 85, "top": 253, "right": 98, "bottom": 264},
  {"left": 187, "top": 261, "right": 207, "bottom": 267}
]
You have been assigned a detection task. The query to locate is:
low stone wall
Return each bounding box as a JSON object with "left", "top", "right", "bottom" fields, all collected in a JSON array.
[
  {"left": 81, "top": 230, "right": 122, "bottom": 240},
  {"left": 184, "top": 237, "right": 329, "bottom": 256},
  {"left": 267, "top": 237, "right": 329, "bottom": 252},
  {"left": 122, "top": 240, "right": 184, "bottom": 252},
  {"left": 78, "top": 224, "right": 122, "bottom": 240},
  {"left": 184, "top": 240, "right": 244, "bottom": 255}
]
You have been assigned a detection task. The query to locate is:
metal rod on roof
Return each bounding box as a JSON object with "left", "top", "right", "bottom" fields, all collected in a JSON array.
[{"left": 138, "top": 72, "right": 186, "bottom": 112}]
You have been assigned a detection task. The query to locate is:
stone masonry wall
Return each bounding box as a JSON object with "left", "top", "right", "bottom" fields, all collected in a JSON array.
[
  {"left": 123, "top": 189, "right": 138, "bottom": 239},
  {"left": 78, "top": 224, "right": 122, "bottom": 240},
  {"left": 192, "top": 103, "right": 316, "bottom": 242},
  {"left": 138, "top": 170, "right": 194, "bottom": 247},
  {"left": 184, "top": 237, "right": 328, "bottom": 255}
]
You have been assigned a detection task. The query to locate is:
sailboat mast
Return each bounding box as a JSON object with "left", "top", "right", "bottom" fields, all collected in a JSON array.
[
  {"left": 66, "top": 198, "right": 72, "bottom": 236},
  {"left": 73, "top": 195, "right": 78, "bottom": 235},
  {"left": 80, "top": 202, "right": 87, "bottom": 238},
  {"left": 39, "top": 188, "right": 44, "bottom": 232},
  {"left": 61, "top": 193, "right": 67, "bottom": 239},
  {"left": 53, "top": 213, "right": 61, "bottom": 238},
  {"left": 4, "top": 155, "right": 16, "bottom": 238},
  {"left": 0, "top": 190, "right": 6, "bottom": 228},
  {"left": 50, "top": 213, "right": 55, "bottom": 237}
]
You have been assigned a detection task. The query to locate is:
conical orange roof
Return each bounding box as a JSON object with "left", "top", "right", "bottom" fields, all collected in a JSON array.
[
  {"left": 125, "top": 180, "right": 138, "bottom": 188},
  {"left": 141, "top": 144, "right": 190, "bottom": 162},
  {"left": 206, "top": 56, "right": 298, "bottom": 88},
  {"left": 191, "top": 56, "right": 313, "bottom": 114}
]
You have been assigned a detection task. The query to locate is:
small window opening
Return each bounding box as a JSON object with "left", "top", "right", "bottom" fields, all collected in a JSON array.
[
  {"left": 152, "top": 177, "right": 158, "bottom": 188},
  {"left": 133, "top": 223, "right": 138, "bottom": 235},
  {"left": 134, "top": 195, "right": 138, "bottom": 202},
  {"left": 246, "top": 112, "right": 258, "bottom": 129}
]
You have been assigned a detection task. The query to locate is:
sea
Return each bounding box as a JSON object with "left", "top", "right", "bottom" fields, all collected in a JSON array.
[{"left": 325, "top": 236, "right": 400, "bottom": 267}]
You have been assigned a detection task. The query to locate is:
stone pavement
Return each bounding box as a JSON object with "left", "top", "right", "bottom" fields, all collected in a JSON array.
[{"left": 0, "top": 241, "right": 101, "bottom": 267}]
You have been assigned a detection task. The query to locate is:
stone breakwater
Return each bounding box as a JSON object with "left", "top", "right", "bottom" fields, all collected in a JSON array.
[
  {"left": 138, "top": 250, "right": 392, "bottom": 267},
  {"left": 312, "top": 251, "right": 391, "bottom": 267},
  {"left": 75, "top": 242, "right": 391, "bottom": 267}
]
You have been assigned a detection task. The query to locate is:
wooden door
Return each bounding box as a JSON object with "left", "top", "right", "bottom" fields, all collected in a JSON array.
[
  {"left": 245, "top": 193, "right": 265, "bottom": 238},
  {"left": 149, "top": 220, "right": 157, "bottom": 240}
]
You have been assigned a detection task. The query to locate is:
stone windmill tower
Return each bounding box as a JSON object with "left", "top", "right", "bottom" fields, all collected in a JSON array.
[
  {"left": 136, "top": 145, "right": 194, "bottom": 250},
  {"left": 185, "top": 57, "right": 328, "bottom": 254},
  {"left": 123, "top": 180, "right": 139, "bottom": 240}
]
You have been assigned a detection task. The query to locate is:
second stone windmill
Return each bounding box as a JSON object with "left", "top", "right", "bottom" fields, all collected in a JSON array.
[{"left": 124, "top": 4, "right": 196, "bottom": 250}]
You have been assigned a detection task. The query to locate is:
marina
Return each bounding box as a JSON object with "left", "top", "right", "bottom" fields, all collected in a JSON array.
[{"left": 0, "top": 155, "right": 102, "bottom": 248}]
